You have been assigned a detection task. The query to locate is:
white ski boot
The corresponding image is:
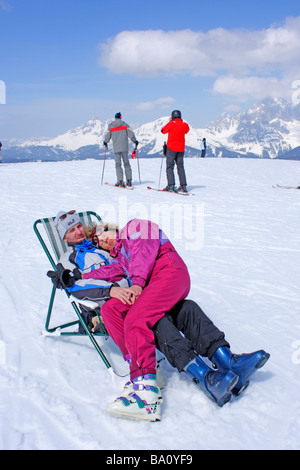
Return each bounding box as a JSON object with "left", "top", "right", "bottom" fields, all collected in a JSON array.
[{"left": 106, "top": 374, "right": 162, "bottom": 421}]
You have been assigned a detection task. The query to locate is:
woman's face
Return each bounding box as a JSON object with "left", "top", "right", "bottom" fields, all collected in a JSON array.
[{"left": 96, "top": 230, "right": 117, "bottom": 251}]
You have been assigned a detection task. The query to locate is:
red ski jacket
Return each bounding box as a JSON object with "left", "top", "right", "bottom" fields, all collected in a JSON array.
[{"left": 161, "top": 118, "right": 190, "bottom": 152}]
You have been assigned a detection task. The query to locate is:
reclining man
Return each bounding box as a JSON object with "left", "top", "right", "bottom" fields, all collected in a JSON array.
[{"left": 47, "top": 210, "right": 270, "bottom": 420}]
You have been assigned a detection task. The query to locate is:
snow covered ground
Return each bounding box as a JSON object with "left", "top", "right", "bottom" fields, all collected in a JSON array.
[{"left": 0, "top": 156, "right": 299, "bottom": 450}]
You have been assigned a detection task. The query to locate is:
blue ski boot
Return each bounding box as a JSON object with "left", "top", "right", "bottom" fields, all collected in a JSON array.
[
  {"left": 184, "top": 356, "right": 239, "bottom": 407},
  {"left": 212, "top": 347, "right": 270, "bottom": 395}
]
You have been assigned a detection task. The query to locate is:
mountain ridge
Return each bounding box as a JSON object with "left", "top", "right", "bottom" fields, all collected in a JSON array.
[{"left": 3, "top": 98, "right": 300, "bottom": 162}]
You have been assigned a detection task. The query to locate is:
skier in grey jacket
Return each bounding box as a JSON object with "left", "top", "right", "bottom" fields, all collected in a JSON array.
[{"left": 104, "top": 112, "right": 138, "bottom": 187}]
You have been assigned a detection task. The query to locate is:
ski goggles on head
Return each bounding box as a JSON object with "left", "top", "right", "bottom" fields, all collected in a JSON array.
[
  {"left": 54, "top": 210, "right": 81, "bottom": 239},
  {"left": 58, "top": 210, "right": 77, "bottom": 221},
  {"left": 90, "top": 226, "right": 108, "bottom": 246}
]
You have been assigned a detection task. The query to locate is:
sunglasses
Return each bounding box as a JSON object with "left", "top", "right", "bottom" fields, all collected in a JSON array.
[{"left": 59, "top": 210, "right": 77, "bottom": 221}]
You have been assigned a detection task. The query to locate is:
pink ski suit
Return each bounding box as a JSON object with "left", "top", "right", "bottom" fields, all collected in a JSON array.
[{"left": 82, "top": 219, "right": 190, "bottom": 380}]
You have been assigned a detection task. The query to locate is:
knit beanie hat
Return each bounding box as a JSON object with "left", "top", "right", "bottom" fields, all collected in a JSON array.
[
  {"left": 54, "top": 210, "right": 81, "bottom": 240},
  {"left": 115, "top": 112, "right": 122, "bottom": 119}
]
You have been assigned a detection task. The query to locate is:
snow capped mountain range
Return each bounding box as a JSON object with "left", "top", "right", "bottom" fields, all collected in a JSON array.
[{"left": 3, "top": 98, "right": 300, "bottom": 162}]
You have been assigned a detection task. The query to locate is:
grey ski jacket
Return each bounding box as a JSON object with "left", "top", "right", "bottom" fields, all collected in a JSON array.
[{"left": 104, "top": 118, "right": 137, "bottom": 153}]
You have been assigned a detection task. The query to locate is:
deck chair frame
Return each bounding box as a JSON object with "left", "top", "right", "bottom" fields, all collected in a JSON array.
[{"left": 33, "top": 211, "right": 111, "bottom": 370}]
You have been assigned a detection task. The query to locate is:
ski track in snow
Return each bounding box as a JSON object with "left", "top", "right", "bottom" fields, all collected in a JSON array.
[{"left": 0, "top": 158, "right": 300, "bottom": 450}]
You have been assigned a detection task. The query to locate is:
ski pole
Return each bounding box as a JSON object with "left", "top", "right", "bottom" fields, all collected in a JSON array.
[
  {"left": 158, "top": 143, "right": 165, "bottom": 190},
  {"left": 101, "top": 145, "right": 107, "bottom": 186},
  {"left": 136, "top": 146, "right": 141, "bottom": 184}
]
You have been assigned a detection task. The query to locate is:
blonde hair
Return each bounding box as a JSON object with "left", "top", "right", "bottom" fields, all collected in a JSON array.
[{"left": 85, "top": 221, "right": 119, "bottom": 240}]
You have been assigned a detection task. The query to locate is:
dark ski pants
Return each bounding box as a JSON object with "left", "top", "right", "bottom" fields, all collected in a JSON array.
[
  {"left": 153, "top": 299, "right": 230, "bottom": 372},
  {"left": 166, "top": 148, "right": 187, "bottom": 186}
]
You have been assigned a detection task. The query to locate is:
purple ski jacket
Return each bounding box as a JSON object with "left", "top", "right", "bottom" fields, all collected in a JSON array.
[{"left": 82, "top": 219, "right": 176, "bottom": 288}]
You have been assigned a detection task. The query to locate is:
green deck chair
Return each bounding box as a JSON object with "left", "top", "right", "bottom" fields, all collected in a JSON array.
[{"left": 33, "top": 210, "right": 111, "bottom": 370}]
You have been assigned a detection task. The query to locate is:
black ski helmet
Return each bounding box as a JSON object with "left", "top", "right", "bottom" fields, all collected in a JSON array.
[
  {"left": 115, "top": 112, "right": 122, "bottom": 119},
  {"left": 171, "top": 110, "right": 182, "bottom": 119}
]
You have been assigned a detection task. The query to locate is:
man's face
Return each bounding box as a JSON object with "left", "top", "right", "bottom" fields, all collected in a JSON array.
[{"left": 64, "top": 222, "right": 86, "bottom": 243}]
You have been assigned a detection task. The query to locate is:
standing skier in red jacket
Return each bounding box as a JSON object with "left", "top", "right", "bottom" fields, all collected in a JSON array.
[{"left": 161, "top": 110, "right": 190, "bottom": 193}]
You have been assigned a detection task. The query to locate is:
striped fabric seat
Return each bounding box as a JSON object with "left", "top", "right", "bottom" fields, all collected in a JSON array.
[
  {"left": 36, "top": 211, "right": 100, "bottom": 266},
  {"left": 33, "top": 211, "right": 111, "bottom": 370}
]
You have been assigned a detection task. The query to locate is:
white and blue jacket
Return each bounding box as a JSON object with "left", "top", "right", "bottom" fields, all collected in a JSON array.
[{"left": 59, "top": 240, "right": 131, "bottom": 305}]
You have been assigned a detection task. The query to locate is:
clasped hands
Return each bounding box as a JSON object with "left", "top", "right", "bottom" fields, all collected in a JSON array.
[
  {"left": 47, "top": 263, "right": 142, "bottom": 305},
  {"left": 110, "top": 284, "right": 143, "bottom": 305}
]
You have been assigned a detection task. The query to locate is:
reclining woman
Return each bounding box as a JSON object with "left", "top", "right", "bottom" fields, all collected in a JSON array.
[
  {"left": 49, "top": 211, "right": 270, "bottom": 422},
  {"left": 81, "top": 218, "right": 269, "bottom": 421},
  {"left": 82, "top": 217, "right": 192, "bottom": 421}
]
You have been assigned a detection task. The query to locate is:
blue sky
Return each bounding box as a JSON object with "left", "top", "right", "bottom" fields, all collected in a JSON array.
[{"left": 1, "top": 0, "right": 300, "bottom": 140}]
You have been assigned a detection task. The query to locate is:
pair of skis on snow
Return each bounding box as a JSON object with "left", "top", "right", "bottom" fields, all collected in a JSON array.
[
  {"left": 105, "top": 182, "right": 134, "bottom": 190},
  {"left": 146, "top": 186, "right": 193, "bottom": 196},
  {"left": 105, "top": 182, "right": 193, "bottom": 196},
  {"left": 273, "top": 184, "right": 300, "bottom": 190}
]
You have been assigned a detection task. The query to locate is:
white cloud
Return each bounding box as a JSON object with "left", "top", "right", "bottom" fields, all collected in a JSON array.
[
  {"left": 99, "top": 29, "right": 211, "bottom": 77},
  {"left": 137, "top": 96, "right": 175, "bottom": 111},
  {"left": 99, "top": 18, "right": 300, "bottom": 77},
  {"left": 212, "top": 75, "right": 294, "bottom": 101},
  {"left": 99, "top": 17, "right": 300, "bottom": 102}
]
